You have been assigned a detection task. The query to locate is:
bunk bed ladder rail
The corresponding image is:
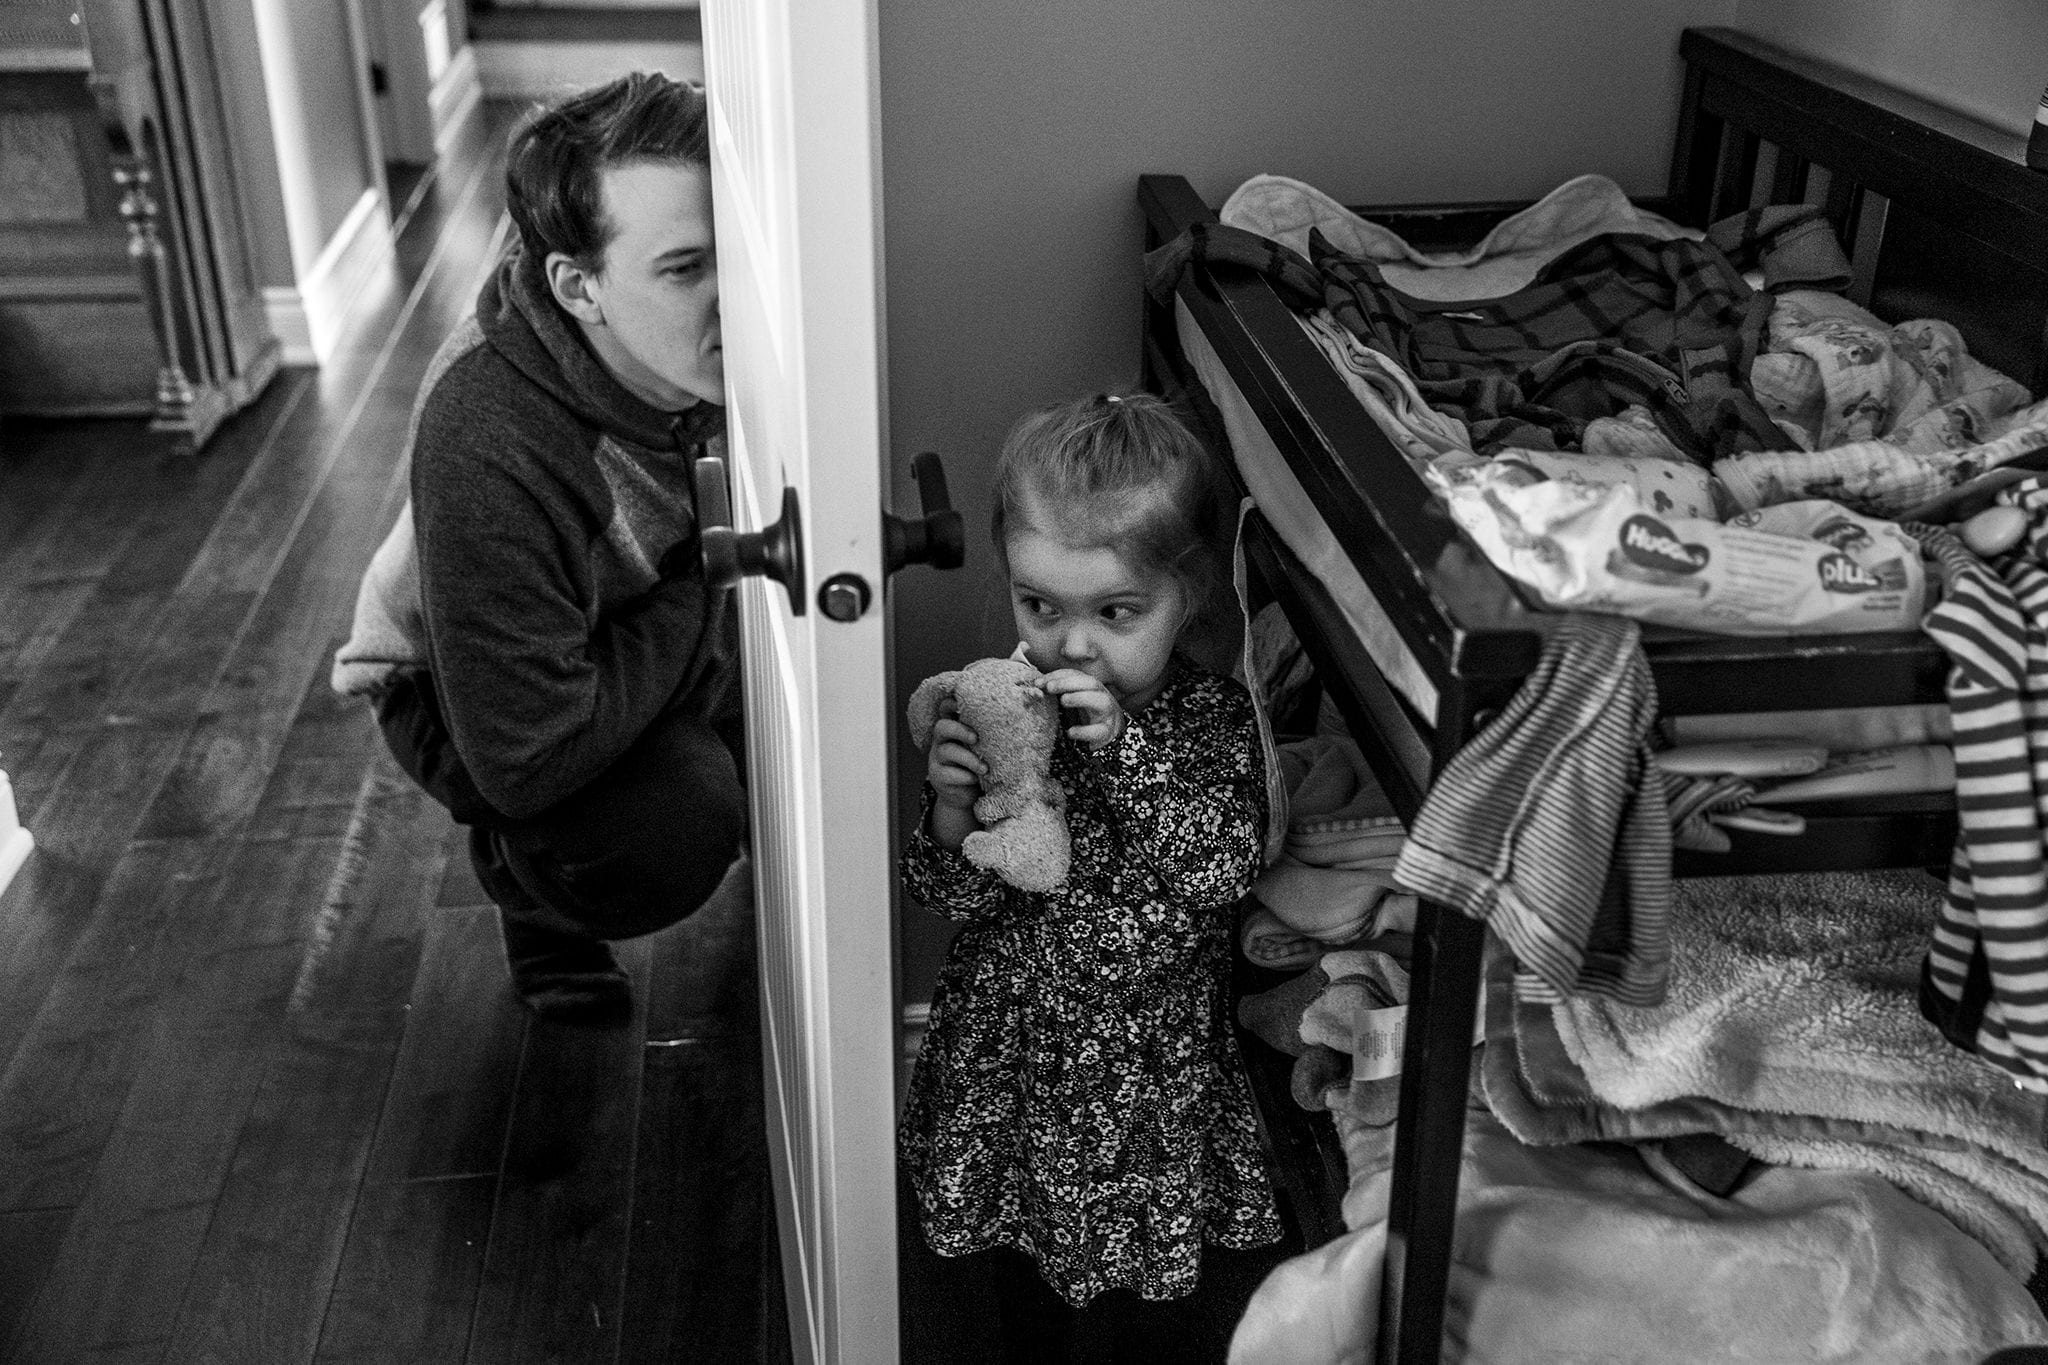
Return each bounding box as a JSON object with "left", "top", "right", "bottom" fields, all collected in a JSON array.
[{"left": 1376, "top": 677, "right": 1518, "bottom": 1364}]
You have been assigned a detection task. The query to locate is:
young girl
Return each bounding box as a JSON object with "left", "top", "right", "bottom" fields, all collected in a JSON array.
[{"left": 900, "top": 391, "right": 1283, "bottom": 1354}]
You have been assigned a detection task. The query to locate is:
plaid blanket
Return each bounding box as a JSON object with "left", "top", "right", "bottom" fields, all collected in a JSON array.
[{"left": 1145, "top": 204, "right": 1853, "bottom": 461}]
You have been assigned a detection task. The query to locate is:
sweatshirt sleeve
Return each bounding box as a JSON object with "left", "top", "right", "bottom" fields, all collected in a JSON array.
[
  {"left": 411, "top": 394, "right": 720, "bottom": 819},
  {"left": 1090, "top": 678, "right": 1267, "bottom": 909}
]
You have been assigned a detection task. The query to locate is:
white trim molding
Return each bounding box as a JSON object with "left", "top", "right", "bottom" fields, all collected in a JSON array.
[
  {"left": 896, "top": 1000, "right": 930, "bottom": 1113},
  {"left": 0, "top": 768, "right": 32, "bottom": 903},
  {"left": 264, "top": 187, "right": 395, "bottom": 366},
  {"left": 429, "top": 42, "right": 483, "bottom": 156},
  {"left": 901, "top": 1000, "right": 930, "bottom": 1064},
  {"left": 473, "top": 39, "right": 704, "bottom": 99}
]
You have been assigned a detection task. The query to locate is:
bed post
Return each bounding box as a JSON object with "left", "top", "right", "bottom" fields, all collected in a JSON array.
[
  {"left": 1377, "top": 676, "right": 1516, "bottom": 1364},
  {"left": 1667, "top": 45, "right": 1721, "bottom": 226}
]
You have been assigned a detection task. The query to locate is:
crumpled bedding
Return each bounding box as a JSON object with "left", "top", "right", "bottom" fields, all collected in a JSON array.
[
  {"left": 1195, "top": 173, "right": 2048, "bottom": 639},
  {"left": 1220, "top": 172, "right": 1696, "bottom": 302},
  {"left": 1249, "top": 735, "right": 1413, "bottom": 946},
  {"left": 1229, "top": 870, "right": 2048, "bottom": 1363},
  {"left": 1532, "top": 868, "right": 2048, "bottom": 1277},
  {"left": 1716, "top": 290, "right": 2048, "bottom": 519},
  {"left": 1227, "top": 1100, "right": 2048, "bottom": 1365}
]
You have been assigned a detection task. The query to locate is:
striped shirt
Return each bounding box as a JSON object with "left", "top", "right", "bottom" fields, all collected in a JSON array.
[
  {"left": 1916, "top": 496, "right": 2048, "bottom": 1092},
  {"left": 1393, "top": 615, "right": 1672, "bottom": 1006}
]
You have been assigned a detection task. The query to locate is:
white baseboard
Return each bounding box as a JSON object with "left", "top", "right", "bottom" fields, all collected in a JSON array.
[
  {"left": 263, "top": 287, "right": 312, "bottom": 366},
  {"left": 0, "top": 828, "right": 29, "bottom": 901},
  {"left": 430, "top": 44, "right": 483, "bottom": 156},
  {"left": 473, "top": 39, "right": 703, "bottom": 99},
  {"left": 0, "top": 771, "right": 31, "bottom": 903},
  {"left": 265, "top": 187, "right": 395, "bottom": 366},
  {"left": 902, "top": 1001, "right": 930, "bottom": 1064}
]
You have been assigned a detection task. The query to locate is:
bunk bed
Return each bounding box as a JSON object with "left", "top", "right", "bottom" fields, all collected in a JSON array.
[{"left": 1140, "top": 26, "right": 2048, "bottom": 1363}]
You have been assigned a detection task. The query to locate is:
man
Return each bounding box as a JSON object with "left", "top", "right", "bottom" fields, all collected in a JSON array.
[{"left": 334, "top": 72, "right": 745, "bottom": 1024}]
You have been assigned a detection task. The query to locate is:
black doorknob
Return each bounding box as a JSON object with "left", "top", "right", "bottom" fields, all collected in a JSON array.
[
  {"left": 883, "top": 451, "right": 965, "bottom": 576},
  {"left": 694, "top": 454, "right": 806, "bottom": 616}
]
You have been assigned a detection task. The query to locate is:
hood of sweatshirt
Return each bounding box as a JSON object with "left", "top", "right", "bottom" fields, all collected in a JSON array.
[{"left": 476, "top": 243, "right": 725, "bottom": 452}]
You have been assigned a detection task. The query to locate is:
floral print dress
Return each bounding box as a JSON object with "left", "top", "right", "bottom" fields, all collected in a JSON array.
[{"left": 899, "top": 666, "right": 1284, "bottom": 1306}]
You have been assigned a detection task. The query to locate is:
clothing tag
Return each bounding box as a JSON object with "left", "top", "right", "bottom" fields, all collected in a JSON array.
[{"left": 1352, "top": 1003, "right": 1408, "bottom": 1082}]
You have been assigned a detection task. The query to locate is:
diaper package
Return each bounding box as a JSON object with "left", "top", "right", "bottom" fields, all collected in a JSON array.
[{"left": 1432, "top": 461, "right": 1926, "bottom": 635}]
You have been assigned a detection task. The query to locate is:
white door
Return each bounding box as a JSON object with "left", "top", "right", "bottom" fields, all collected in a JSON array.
[{"left": 700, "top": 2, "right": 900, "bottom": 1362}]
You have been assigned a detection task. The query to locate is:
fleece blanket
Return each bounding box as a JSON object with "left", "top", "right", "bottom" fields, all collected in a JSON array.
[
  {"left": 1230, "top": 871, "right": 2048, "bottom": 1363},
  {"left": 1250, "top": 736, "right": 1412, "bottom": 944},
  {"left": 1519, "top": 869, "right": 2048, "bottom": 1278},
  {"left": 1229, "top": 1100, "right": 2047, "bottom": 1364},
  {"left": 1219, "top": 173, "right": 1696, "bottom": 303}
]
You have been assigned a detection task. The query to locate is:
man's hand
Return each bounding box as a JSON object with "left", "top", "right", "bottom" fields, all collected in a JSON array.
[
  {"left": 1040, "top": 669, "right": 1126, "bottom": 751},
  {"left": 925, "top": 697, "right": 984, "bottom": 851}
]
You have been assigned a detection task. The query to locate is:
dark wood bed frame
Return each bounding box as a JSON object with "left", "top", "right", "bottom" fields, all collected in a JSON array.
[{"left": 1142, "top": 26, "right": 2048, "bottom": 1364}]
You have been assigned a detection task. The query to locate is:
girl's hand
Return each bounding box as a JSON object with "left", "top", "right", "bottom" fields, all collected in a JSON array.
[
  {"left": 927, "top": 711, "right": 986, "bottom": 810},
  {"left": 924, "top": 698, "right": 984, "bottom": 852},
  {"left": 1039, "top": 669, "right": 1126, "bottom": 751}
]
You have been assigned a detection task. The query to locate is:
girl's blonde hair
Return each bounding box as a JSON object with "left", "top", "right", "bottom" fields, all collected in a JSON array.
[{"left": 991, "top": 391, "right": 1232, "bottom": 649}]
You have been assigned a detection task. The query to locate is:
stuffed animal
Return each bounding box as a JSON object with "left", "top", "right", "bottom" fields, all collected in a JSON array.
[
  {"left": 906, "top": 657, "right": 1070, "bottom": 893},
  {"left": 1237, "top": 947, "right": 1409, "bottom": 1126}
]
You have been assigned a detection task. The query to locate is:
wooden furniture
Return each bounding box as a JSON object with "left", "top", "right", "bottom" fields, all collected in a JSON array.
[
  {"left": 1141, "top": 26, "right": 2048, "bottom": 1363},
  {"left": 0, "top": 0, "right": 279, "bottom": 444}
]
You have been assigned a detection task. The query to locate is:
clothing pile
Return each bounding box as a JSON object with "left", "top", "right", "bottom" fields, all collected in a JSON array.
[
  {"left": 1241, "top": 734, "right": 1412, "bottom": 968},
  {"left": 1226, "top": 870, "right": 2048, "bottom": 1365},
  {"left": 1146, "top": 173, "right": 2048, "bottom": 643}
]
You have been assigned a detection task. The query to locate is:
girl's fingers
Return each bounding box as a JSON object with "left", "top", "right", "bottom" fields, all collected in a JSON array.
[
  {"left": 932, "top": 716, "right": 979, "bottom": 748},
  {"left": 930, "top": 748, "right": 981, "bottom": 782},
  {"left": 1038, "top": 669, "right": 1100, "bottom": 698},
  {"left": 1042, "top": 674, "right": 1111, "bottom": 715},
  {"left": 1066, "top": 719, "right": 1117, "bottom": 749},
  {"left": 934, "top": 740, "right": 986, "bottom": 774}
]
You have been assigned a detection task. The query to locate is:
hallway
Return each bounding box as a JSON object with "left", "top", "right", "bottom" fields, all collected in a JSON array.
[{"left": 0, "top": 105, "right": 788, "bottom": 1364}]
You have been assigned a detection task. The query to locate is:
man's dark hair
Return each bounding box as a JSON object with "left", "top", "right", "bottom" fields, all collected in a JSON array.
[{"left": 505, "top": 72, "right": 710, "bottom": 270}]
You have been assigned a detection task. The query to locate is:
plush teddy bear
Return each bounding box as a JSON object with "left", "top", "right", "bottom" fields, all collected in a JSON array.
[
  {"left": 1237, "top": 947, "right": 1409, "bottom": 1125},
  {"left": 906, "top": 657, "right": 1070, "bottom": 893}
]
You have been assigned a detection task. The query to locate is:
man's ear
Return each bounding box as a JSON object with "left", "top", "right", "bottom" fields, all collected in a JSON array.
[{"left": 545, "top": 251, "right": 605, "bottom": 326}]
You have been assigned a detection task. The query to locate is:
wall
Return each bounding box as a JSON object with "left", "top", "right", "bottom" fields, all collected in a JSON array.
[
  {"left": 876, "top": 0, "right": 1738, "bottom": 1001},
  {"left": 211, "top": 0, "right": 381, "bottom": 289},
  {"left": 207, "top": 0, "right": 293, "bottom": 289},
  {"left": 1732, "top": 0, "right": 2047, "bottom": 138},
  {"left": 247, "top": 0, "right": 381, "bottom": 284}
]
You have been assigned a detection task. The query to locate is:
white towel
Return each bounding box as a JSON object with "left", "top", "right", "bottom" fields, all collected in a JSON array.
[{"left": 1551, "top": 869, "right": 2048, "bottom": 1276}]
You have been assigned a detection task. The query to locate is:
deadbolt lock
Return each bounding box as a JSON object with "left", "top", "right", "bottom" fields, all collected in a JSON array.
[{"left": 818, "top": 572, "right": 872, "bottom": 622}]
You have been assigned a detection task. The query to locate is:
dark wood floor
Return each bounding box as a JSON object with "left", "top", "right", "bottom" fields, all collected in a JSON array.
[{"left": 0, "top": 109, "right": 788, "bottom": 1365}]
